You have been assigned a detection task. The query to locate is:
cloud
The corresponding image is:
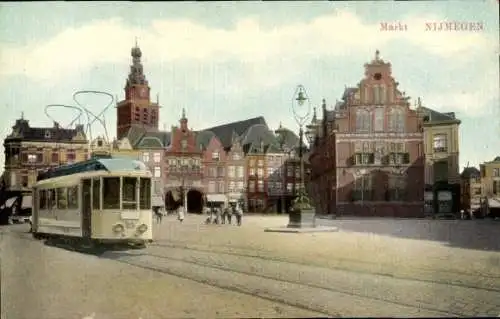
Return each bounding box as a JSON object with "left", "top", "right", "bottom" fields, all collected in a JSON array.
[{"left": 0, "top": 10, "right": 496, "bottom": 83}]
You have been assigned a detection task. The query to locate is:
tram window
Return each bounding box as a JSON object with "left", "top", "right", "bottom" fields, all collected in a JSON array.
[
  {"left": 122, "top": 177, "right": 137, "bottom": 210},
  {"left": 92, "top": 178, "right": 101, "bottom": 210},
  {"left": 39, "top": 189, "right": 47, "bottom": 210},
  {"left": 57, "top": 188, "right": 67, "bottom": 209},
  {"left": 139, "top": 178, "right": 151, "bottom": 210},
  {"left": 103, "top": 177, "right": 120, "bottom": 209},
  {"left": 48, "top": 189, "right": 56, "bottom": 209},
  {"left": 67, "top": 186, "right": 78, "bottom": 209}
]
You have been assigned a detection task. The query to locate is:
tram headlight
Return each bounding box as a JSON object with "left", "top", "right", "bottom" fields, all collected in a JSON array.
[
  {"left": 112, "top": 224, "right": 125, "bottom": 233},
  {"left": 136, "top": 224, "right": 148, "bottom": 234}
]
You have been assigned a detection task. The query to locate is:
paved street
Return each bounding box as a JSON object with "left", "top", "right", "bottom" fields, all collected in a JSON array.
[{"left": 1, "top": 215, "right": 500, "bottom": 318}]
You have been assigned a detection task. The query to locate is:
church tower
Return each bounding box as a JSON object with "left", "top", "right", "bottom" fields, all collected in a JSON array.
[{"left": 116, "top": 40, "right": 160, "bottom": 139}]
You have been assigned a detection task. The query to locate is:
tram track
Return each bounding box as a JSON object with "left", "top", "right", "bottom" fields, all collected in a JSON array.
[
  {"left": 151, "top": 240, "right": 500, "bottom": 293},
  {"left": 101, "top": 245, "right": 479, "bottom": 317}
]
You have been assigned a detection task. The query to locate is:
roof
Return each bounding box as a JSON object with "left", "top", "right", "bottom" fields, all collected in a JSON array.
[
  {"left": 419, "top": 106, "right": 460, "bottom": 124},
  {"left": 5, "top": 118, "right": 87, "bottom": 143},
  {"left": 122, "top": 125, "right": 171, "bottom": 148},
  {"left": 202, "top": 116, "right": 268, "bottom": 148},
  {"left": 460, "top": 167, "right": 480, "bottom": 179},
  {"left": 36, "top": 157, "right": 148, "bottom": 181}
]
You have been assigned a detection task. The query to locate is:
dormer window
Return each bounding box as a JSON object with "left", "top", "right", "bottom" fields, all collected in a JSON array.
[
  {"left": 97, "top": 140, "right": 103, "bottom": 147},
  {"left": 374, "top": 73, "right": 382, "bottom": 80},
  {"left": 44, "top": 130, "right": 51, "bottom": 139}
]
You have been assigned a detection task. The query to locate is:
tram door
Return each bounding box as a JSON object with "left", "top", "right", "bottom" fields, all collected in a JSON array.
[{"left": 81, "top": 179, "right": 92, "bottom": 238}]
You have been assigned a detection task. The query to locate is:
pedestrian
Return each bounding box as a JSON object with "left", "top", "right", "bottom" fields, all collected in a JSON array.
[
  {"left": 215, "top": 206, "right": 222, "bottom": 225},
  {"left": 177, "top": 206, "right": 185, "bottom": 223},
  {"left": 235, "top": 204, "right": 243, "bottom": 226},
  {"left": 221, "top": 205, "right": 227, "bottom": 224},
  {"left": 227, "top": 205, "right": 234, "bottom": 225},
  {"left": 153, "top": 207, "right": 163, "bottom": 224}
]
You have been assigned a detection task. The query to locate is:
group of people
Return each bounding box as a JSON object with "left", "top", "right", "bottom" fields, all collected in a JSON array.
[{"left": 205, "top": 203, "right": 243, "bottom": 226}]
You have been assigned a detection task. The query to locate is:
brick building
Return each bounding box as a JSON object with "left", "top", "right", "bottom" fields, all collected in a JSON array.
[
  {"left": 3, "top": 116, "right": 88, "bottom": 192},
  {"left": 308, "top": 100, "right": 337, "bottom": 216},
  {"left": 164, "top": 110, "right": 204, "bottom": 212},
  {"left": 460, "top": 166, "right": 481, "bottom": 214},
  {"left": 202, "top": 134, "right": 228, "bottom": 205},
  {"left": 311, "top": 51, "right": 425, "bottom": 217}
]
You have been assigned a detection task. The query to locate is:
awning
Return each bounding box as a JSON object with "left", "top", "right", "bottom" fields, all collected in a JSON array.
[
  {"left": 206, "top": 194, "right": 226, "bottom": 202},
  {"left": 488, "top": 198, "right": 500, "bottom": 208}
]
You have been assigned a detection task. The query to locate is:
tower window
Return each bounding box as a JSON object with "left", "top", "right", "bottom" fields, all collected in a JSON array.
[{"left": 374, "top": 73, "right": 382, "bottom": 80}]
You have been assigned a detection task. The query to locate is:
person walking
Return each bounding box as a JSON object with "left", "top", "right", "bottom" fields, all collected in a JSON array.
[
  {"left": 221, "top": 205, "right": 227, "bottom": 224},
  {"left": 235, "top": 203, "right": 243, "bottom": 226},
  {"left": 227, "top": 205, "right": 234, "bottom": 225},
  {"left": 177, "top": 206, "right": 185, "bottom": 223}
]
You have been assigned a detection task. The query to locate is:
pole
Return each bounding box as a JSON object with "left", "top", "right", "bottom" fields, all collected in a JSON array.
[{"left": 299, "top": 126, "right": 305, "bottom": 196}]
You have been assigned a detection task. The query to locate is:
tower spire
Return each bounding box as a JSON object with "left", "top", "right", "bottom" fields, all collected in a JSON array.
[{"left": 126, "top": 39, "right": 148, "bottom": 88}]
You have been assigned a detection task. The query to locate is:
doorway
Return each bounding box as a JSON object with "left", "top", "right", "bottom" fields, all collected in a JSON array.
[{"left": 81, "top": 179, "right": 92, "bottom": 238}]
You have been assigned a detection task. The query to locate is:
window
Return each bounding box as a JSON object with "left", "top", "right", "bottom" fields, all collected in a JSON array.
[
  {"left": 57, "top": 188, "right": 67, "bottom": 209},
  {"left": 209, "top": 167, "right": 217, "bottom": 177},
  {"left": 388, "top": 143, "right": 410, "bottom": 165},
  {"left": 433, "top": 160, "right": 448, "bottom": 183},
  {"left": 208, "top": 181, "right": 216, "bottom": 193},
  {"left": 433, "top": 134, "right": 447, "bottom": 153},
  {"left": 154, "top": 166, "right": 161, "bottom": 177},
  {"left": 267, "top": 167, "right": 274, "bottom": 177},
  {"left": 153, "top": 152, "right": 161, "bottom": 163},
  {"left": 287, "top": 183, "right": 293, "bottom": 192},
  {"left": 51, "top": 152, "right": 59, "bottom": 163},
  {"left": 217, "top": 181, "right": 225, "bottom": 193},
  {"left": 229, "top": 181, "right": 236, "bottom": 192},
  {"left": 39, "top": 189, "right": 47, "bottom": 210},
  {"left": 287, "top": 167, "right": 294, "bottom": 177},
  {"left": 236, "top": 166, "right": 244, "bottom": 178},
  {"left": 122, "top": 177, "right": 137, "bottom": 210},
  {"left": 27, "top": 154, "right": 37, "bottom": 163},
  {"left": 276, "top": 182, "right": 282, "bottom": 191},
  {"left": 493, "top": 181, "right": 500, "bottom": 195},
  {"left": 232, "top": 153, "right": 241, "bottom": 160},
  {"left": 211, "top": 152, "right": 220, "bottom": 160},
  {"left": 45, "top": 189, "right": 55, "bottom": 209},
  {"left": 352, "top": 174, "right": 372, "bottom": 201},
  {"left": 258, "top": 159, "right": 264, "bottom": 167},
  {"left": 66, "top": 152, "right": 76, "bottom": 163},
  {"left": 228, "top": 166, "right": 235, "bottom": 178},
  {"left": 388, "top": 174, "right": 406, "bottom": 201},
  {"left": 217, "top": 167, "right": 225, "bottom": 177},
  {"left": 140, "top": 178, "right": 151, "bottom": 209},
  {"left": 494, "top": 168, "right": 500, "bottom": 177},
  {"left": 374, "top": 108, "right": 384, "bottom": 132},
  {"left": 249, "top": 159, "right": 255, "bottom": 167},
  {"left": 237, "top": 181, "right": 244, "bottom": 191},
  {"left": 102, "top": 177, "right": 119, "bottom": 209},
  {"left": 356, "top": 110, "right": 372, "bottom": 132},
  {"left": 257, "top": 180, "right": 264, "bottom": 192},
  {"left": 248, "top": 181, "right": 255, "bottom": 192},
  {"left": 257, "top": 168, "right": 264, "bottom": 177},
  {"left": 92, "top": 178, "right": 100, "bottom": 210},
  {"left": 388, "top": 109, "right": 405, "bottom": 133},
  {"left": 181, "top": 140, "right": 187, "bottom": 150},
  {"left": 295, "top": 167, "right": 300, "bottom": 178},
  {"left": 68, "top": 186, "right": 78, "bottom": 209},
  {"left": 249, "top": 168, "right": 255, "bottom": 176},
  {"left": 372, "top": 85, "right": 380, "bottom": 104}
]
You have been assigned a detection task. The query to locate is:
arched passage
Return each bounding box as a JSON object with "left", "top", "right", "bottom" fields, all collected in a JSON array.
[
  {"left": 164, "top": 190, "right": 181, "bottom": 211},
  {"left": 187, "top": 189, "right": 204, "bottom": 214}
]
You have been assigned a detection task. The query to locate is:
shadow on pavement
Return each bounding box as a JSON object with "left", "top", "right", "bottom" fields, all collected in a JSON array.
[
  {"left": 318, "top": 218, "right": 500, "bottom": 252},
  {"left": 43, "top": 237, "right": 145, "bottom": 256}
]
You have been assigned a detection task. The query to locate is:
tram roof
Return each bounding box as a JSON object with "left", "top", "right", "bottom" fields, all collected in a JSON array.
[{"left": 36, "top": 158, "right": 148, "bottom": 182}]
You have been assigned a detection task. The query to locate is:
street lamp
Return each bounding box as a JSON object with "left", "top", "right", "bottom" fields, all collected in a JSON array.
[{"left": 287, "top": 85, "right": 316, "bottom": 228}]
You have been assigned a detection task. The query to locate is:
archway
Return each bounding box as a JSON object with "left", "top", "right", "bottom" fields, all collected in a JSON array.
[
  {"left": 187, "top": 189, "right": 204, "bottom": 214},
  {"left": 164, "top": 190, "right": 181, "bottom": 211}
]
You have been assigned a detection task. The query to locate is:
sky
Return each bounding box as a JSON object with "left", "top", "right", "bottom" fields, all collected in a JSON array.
[{"left": 0, "top": 1, "right": 498, "bottom": 172}]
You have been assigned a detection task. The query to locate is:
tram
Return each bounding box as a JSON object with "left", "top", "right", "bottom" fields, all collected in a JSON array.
[{"left": 31, "top": 158, "right": 153, "bottom": 247}]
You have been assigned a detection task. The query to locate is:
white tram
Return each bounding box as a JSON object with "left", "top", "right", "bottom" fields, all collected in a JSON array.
[{"left": 31, "top": 158, "right": 153, "bottom": 247}]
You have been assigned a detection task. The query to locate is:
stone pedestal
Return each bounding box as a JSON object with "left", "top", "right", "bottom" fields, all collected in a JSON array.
[{"left": 287, "top": 206, "right": 316, "bottom": 228}]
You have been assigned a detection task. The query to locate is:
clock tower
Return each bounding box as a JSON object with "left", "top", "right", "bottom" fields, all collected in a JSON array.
[{"left": 116, "top": 41, "right": 160, "bottom": 140}]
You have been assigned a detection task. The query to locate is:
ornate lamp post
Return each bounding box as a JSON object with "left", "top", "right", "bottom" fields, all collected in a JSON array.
[{"left": 287, "top": 85, "right": 316, "bottom": 228}]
